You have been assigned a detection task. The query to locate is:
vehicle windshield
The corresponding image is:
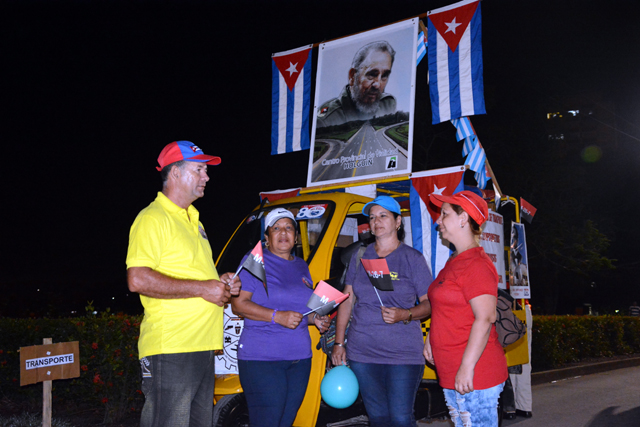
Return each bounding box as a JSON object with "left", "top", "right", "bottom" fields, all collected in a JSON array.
[{"left": 215, "top": 201, "right": 336, "bottom": 274}]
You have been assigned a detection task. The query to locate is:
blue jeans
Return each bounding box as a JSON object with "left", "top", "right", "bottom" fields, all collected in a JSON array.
[
  {"left": 238, "top": 358, "right": 311, "bottom": 427},
  {"left": 349, "top": 361, "right": 424, "bottom": 427},
  {"left": 443, "top": 383, "right": 504, "bottom": 427},
  {"left": 139, "top": 351, "right": 216, "bottom": 427}
]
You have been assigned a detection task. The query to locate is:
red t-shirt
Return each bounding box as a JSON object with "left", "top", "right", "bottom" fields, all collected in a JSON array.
[{"left": 427, "top": 247, "right": 508, "bottom": 390}]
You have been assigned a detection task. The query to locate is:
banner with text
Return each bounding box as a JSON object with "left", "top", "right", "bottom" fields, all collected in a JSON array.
[{"left": 479, "top": 210, "right": 506, "bottom": 290}]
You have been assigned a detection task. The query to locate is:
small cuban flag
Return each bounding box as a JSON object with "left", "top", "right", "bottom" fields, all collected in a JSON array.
[
  {"left": 416, "top": 31, "right": 427, "bottom": 65},
  {"left": 271, "top": 45, "right": 313, "bottom": 155}
]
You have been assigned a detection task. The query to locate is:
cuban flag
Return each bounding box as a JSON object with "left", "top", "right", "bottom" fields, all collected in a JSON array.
[
  {"left": 410, "top": 167, "right": 465, "bottom": 277},
  {"left": 259, "top": 187, "right": 301, "bottom": 203},
  {"left": 465, "top": 144, "right": 488, "bottom": 188},
  {"left": 417, "top": 31, "right": 427, "bottom": 66},
  {"left": 427, "top": 0, "right": 485, "bottom": 124},
  {"left": 271, "top": 45, "right": 312, "bottom": 155}
]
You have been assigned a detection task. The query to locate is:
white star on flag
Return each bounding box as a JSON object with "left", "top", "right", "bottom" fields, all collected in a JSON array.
[
  {"left": 445, "top": 17, "right": 462, "bottom": 34},
  {"left": 432, "top": 184, "right": 446, "bottom": 195},
  {"left": 285, "top": 62, "right": 298, "bottom": 76}
]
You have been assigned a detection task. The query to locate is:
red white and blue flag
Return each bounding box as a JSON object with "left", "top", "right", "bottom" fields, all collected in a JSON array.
[
  {"left": 427, "top": 0, "right": 485, "bottom": 124},
  {"left": 271, "top": 45, "right": 312, "bottom": 155},
  {"left": 259, "top": 187, "right": 301, "bottom": 203},
  {"left": 410, "top": 167, "right": 465, "bottom": 277}
]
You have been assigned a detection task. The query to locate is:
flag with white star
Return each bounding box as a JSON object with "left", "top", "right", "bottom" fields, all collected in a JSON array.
[
  {"left": 410, "top": 166, "right": 465, "bottom": 277},
  {"left": 271, "top": 45, "right": 313, "bottom": 155},
  {"left": 427, "top": 0, "right": 485, "bottom": 124}
]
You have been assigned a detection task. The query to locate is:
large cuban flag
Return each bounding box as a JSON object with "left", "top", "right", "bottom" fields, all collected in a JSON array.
[
  {"left": 427, "top": 0, "right": 485, "bottom": 124},
  {"left": 410, "top": 166, "right": 465, "bottom": 277},
  {"left": 271, "top": 45, "right": 312, "bottom": 155}
]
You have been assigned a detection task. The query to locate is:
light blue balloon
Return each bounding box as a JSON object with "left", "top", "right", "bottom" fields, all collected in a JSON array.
[{"left": 320, "top": 365, "right": 359, "bottom": 409}]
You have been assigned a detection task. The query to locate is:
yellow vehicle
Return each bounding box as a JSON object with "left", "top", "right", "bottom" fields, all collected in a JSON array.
[{"left": 212, "top": 176, "right": 529, "bottom": 427}]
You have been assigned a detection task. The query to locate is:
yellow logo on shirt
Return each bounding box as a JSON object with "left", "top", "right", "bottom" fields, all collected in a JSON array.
[{"left": 390, "top": 271, "right": 398, "bottom": 281}]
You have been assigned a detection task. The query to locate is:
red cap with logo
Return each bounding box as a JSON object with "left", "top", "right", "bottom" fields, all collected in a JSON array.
[
  {"left": 429, "top": 190, "right": 489, "bottom": 226},
  {"left": 156, "top": 140, "right": 221, "bottom": 171}
]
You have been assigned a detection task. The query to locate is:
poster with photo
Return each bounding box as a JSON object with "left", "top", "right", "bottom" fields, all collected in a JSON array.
[
  {"left": 510, "top": 222, "right": 531, "bottom": 299},
  {"left": 307, "top": 19, "right": 418, "bottom": 187}
]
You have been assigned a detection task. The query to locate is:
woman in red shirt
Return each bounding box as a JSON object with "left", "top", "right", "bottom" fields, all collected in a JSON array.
[{"left": 423, "top": 191, "right": 507, "bottom": 427}]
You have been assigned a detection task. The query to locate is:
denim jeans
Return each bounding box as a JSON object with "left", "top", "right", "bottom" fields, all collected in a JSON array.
[
  {"left": 238, "top": 358, "right": 311, "bottom": 427},
  {"left": 443, "top": 382, "right": 504, "bottom": 427},
  {"left": 139, "top": 351, "right": 216, "bottom": 427},
  {"left": 349, "top": 361, "right": 424, "bottom": 427}
]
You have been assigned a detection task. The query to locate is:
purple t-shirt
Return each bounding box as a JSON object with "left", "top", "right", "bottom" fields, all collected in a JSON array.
[
  {"left": 345, "top": 243, "right": 432, "bottom": 365},
  {"left": 237, "top": 248, "right": 314, "bottom": 361}
]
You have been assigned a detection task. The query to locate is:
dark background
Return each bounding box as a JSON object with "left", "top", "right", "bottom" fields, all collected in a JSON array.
[{"left": 2, "top": 0, "right": 639, "bottom": 316}]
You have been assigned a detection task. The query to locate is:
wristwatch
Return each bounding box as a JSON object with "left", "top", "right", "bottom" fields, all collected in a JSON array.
[{"left": 403, "top": 309, "right": 413, "bottom": 325}]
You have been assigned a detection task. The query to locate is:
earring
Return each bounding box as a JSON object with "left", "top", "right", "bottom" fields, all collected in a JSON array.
[
  {"left": 265, "top": 241, "right": 269, "bottom": 247},
  {"left": 460, "top": 224, "right": 464, "bottom": 228}
]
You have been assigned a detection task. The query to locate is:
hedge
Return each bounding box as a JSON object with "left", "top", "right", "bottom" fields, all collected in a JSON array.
[
  {"left": 531, "top": 315, "right": 640, "bottom": 371},
  {"left": 2, "top": 314, "right": 640, "bottom": 423},
  {"left": 0, "top": 313, "right": 143, "bottom": 424}
]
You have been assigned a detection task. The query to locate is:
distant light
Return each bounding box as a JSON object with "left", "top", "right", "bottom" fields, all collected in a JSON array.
[
  {"left": 615, "top": 310, "right": 620, "bottom": 313},
  {"left": 112, "top": 297, "right": 115, "bottom": 300},
  {"left": 37, "top": 289, "right": 40, "bottom": 292},
  {"left": 582, "top": 146, "right": 602, "bottom": 163},
  {"left": 568, "top": 110, "right": 579, "bottom": 116},
  {"left": 93, "top": 311, "right": 98, "bottom": 315}
]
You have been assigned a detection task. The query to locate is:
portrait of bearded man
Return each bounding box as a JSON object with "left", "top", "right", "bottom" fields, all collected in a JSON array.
[{"left": 316, "top": 41, "right": 397, "bottom": 127}]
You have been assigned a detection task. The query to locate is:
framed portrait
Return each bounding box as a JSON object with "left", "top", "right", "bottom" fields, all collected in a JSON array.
[{"left": 307, "top": 19, "right": 418, "bottom": 187}]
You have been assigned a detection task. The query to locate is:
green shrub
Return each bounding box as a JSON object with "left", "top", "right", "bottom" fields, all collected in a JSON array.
[
  {"left": 0, "top": 314, "right": 143, "bottom": 424},
  {"left": 531, "top": 315, "right": 640, "bottom": 371}
]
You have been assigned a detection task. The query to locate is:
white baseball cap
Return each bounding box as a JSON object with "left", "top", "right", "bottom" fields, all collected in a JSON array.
[{"left": 265, "top": 208, "right": 297, "bottom": 228}]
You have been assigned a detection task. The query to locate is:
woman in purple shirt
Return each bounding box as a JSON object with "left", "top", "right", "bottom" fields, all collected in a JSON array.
[
  {"left": 232, "top": 208, "right": 328, "bottom": 427},
  {"left": 331, "top": 196, "right": 432, "bottom": 427}
]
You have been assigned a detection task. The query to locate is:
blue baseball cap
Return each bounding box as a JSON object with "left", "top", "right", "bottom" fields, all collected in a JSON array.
[
  {"left": 362, "top": 195, "right": 401, "bottom": 216},
  {"left": 156, "top": 140, "right": 221, "bottom": 171}
]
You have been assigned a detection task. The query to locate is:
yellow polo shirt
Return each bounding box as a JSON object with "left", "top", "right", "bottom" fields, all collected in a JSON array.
[{"left": 126, "top": 192, "right": 222, "bottom": 358}]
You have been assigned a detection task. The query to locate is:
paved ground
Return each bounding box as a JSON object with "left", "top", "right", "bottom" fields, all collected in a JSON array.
[{"left": 417, "top": 357, "right": 640, "bottom": 427}]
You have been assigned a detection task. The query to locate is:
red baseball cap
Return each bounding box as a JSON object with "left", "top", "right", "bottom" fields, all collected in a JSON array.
[
  {"left": 429, "top": 190, "right": 489, "bottom": 226},
  {"left": 156, "top": 141, "right": 221, "bottom": 171}
]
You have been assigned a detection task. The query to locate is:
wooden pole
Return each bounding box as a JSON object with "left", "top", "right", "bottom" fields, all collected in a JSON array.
[{"left": 43, "top": 338, "right": 52, "bottom": 427}]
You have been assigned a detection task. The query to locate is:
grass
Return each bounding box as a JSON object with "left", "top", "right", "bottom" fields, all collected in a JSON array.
[
  {"left": 385, "top": 124, "right": 409, "bottom": 150},
  {"left": 0, "top": 413, "right": 75, "bottom": 427}
]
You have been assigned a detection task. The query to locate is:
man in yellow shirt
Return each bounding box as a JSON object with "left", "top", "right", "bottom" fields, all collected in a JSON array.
[{"left": 127, "top": 140, "right": 241, "bottom": 427}]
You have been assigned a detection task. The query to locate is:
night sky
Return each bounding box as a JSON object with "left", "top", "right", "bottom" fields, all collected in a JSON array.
[{"left": 3, "top": 0, "right": 640, "bottom": 315}]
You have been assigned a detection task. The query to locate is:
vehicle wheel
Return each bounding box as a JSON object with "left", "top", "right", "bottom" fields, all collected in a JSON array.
[{"left": 212, "top": 393, "right": 249, "bottom": 427}]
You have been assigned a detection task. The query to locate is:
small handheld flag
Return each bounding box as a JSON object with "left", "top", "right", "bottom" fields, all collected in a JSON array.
[
  {"left": 234, "top": 241, "right": 268, "bottom": 296},
  {"left": 304, "top": 281, "right": 349, "bottom": 316},
  {"left": 360, "top": 258, "right": 394, "bottom": 291},
  {"left": 520, "top": 198, "right": 537, "bottom": 224}
]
